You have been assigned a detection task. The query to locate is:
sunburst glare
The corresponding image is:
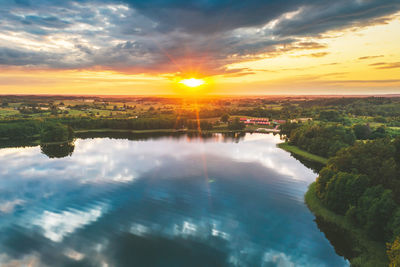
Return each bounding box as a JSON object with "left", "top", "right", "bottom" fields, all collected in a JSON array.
[{"left": 179, "top": 78, "right": 205, "bottom": 88}]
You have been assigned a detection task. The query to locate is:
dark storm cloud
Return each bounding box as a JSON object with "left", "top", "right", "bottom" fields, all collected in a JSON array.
[
  {"left": 0, "top": 0, "right": 399, "bottom": 74},
  {"left": 271, "top": 0, "right": 400, "bottom": 36},
  {"left": 120, "top": 0, "right": 311, "bottom": 34},
  {"left": 0, "top": 47, "right": 62, "bottom": 66}
]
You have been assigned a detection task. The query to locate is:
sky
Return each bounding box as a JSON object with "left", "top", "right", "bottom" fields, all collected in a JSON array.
[{"left": 0, "top": 0, "right": 399, "bottom": 95}]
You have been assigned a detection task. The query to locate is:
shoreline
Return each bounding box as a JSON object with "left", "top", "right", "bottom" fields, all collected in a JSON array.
[
  {"left": 277, "top": 142, "right": 328, "bottom": 165},
  {"left": 74, "top": 128, "right": 241, "bottom": 134},
  {"left": 276, "top": 142, "right": 389, "bottom": 266},
  {"left": 0, "top": 128, "right": 263, "bottom": 149},
  {"left": 305, "top": 182, "right": 388, "bottom": 267}
]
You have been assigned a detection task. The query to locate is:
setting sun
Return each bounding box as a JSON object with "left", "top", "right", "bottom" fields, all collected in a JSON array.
[{"left": 179, "top": 78, "right": 205, "bottom": 88}]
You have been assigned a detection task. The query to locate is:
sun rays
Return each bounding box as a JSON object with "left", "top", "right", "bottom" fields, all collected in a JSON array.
[{"left": 179, "top": 78, "right": 206, "bottom": 88}]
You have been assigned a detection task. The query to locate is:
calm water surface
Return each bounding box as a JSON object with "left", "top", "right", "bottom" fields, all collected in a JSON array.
[{"left": 0, "top": 133, "right": 348, "bottom": 266}]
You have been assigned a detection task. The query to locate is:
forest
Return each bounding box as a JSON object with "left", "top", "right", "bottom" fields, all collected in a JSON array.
[
  {"left": 281, "top": 119, "right": 400, "bottom": 265},
  {"left": 316, "top": 138, "right": 400, "bottom": 241}
]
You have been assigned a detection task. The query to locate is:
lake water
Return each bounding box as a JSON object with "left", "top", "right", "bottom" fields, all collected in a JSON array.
[{"left": 0, "top": 133, "right": 348, "bottom": 266}]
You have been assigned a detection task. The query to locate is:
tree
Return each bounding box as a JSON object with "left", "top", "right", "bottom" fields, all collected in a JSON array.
[
  {"left": 318, "top": 110, "right": 343, "bottom": 122},
  {"left": 355, "top": 186, "right": 396, "bottom": 240},
  {"left": 315, "top": 137, "right": 400, "bottom": 243},
  {"left": 280, "top": 122, "right": 299, "bottom": 139},
  {"left": 186, "top": 120, "right": 213, "bottom": 131},
  {"left": 220, "top": 113, "right": 230, "bottom": 123},
  {"left": 328, "top": 138, "right": 397, "bottom": 188},
  {"left": 228, "top": 117, "right": 245, "bottom": 130},
  {"left": 200, "top": 121, "right": 213, "bottom": 130},
  {"left": 387, "top": 236, "right": 400, "bottom": 267},
  {"left": 353, "top": 124, "right": 371, "bottom": 140},
  {"left": 389, "top": 209, "right": 400, "bottom": 239},
  {"left": 371, "top": 126, "right": 387, "bottom": 139},
  {"left": 288, "top": 123, "right": 355, "bottom": 157},
  {"left": 50, "top": 105, "right": 58, "bottom": 115},
  {"left": 322, "top": 172, "right": 369, "bottom": 214},
  {"left": 0, "top": 121, "right": 41, "bottom": 140},
  {"left": 40, "top": 142, "right": 75, "bottom": 158},
  {"left": 40, "top": 122, "right": 70, "bottom": 143}
]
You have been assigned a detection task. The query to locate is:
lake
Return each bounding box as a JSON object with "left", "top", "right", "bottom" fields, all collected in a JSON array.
[{"left": 0, "top": 133, "right": 348, "bottom": 266}]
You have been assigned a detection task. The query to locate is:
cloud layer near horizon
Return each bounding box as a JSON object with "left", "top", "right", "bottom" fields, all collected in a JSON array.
[{"left": 1, "top": 0, "right": 399, "bottom": 77}]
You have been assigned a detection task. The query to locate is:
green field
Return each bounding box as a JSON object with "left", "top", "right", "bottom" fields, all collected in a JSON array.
[
  {"left": 0, "top": 108, "right": 19, "bottom": 117},
  {"left": 277, "top": 142, "right": 328, "bottom": 165}
]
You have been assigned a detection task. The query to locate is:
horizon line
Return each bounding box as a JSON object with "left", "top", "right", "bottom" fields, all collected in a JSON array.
[{"left": 1, "top": 93, "right": 400, "bottom": 98}]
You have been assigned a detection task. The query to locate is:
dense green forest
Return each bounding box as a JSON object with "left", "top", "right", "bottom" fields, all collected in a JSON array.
[
  {"left": 283, "top": 123, "right": 355, "bottom": 157},
  {"left": 316, "top": 138, "right": 400, "bottom": 239},
  {"left": 281, "top": 120, "right": 398, "bottom": 158},
  {"left": 282, "top": 122, "right": 400, "bottom": 266},
  {"left": 275, "top": 98, "right": 400, "bottom": 266}
]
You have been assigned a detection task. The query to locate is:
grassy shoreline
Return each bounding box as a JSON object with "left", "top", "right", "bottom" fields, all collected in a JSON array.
[
  {"left": 305, "top": 182, "right": 388, "bottom": 267},
  {"left": 277, "top": 142, "right": 328, "bottom": 165},
  {"left": 73, "top": 128, "right": 252, "bottom": 134}
]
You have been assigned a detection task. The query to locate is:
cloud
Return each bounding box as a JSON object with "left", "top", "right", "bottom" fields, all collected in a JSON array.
[
  {"left": 369, "top": 62, "right": 386, "bottom": 66},
  {"left": 0, "top": 47, "right": 64, "bottom": 67},
  {"left": 294, "top": 52, "right": 330, "bottom": 58},
  {"left": 0, "top": 199, "right": 25, "bottom": 214},
  {"left": 33, "top": 205, "right": 107, "bottom": 242},
  {"left": 325, "top": 79, "right": 400, "bottom": 83},
  {"left": 372, "top": 62, "right": 400, "bottom": 69},
  {"left": 358, "top": 55, "right": 384, "bottom": 60},
  {"left": 271, "top": 0, "right": 400, "bottom": 36},
  {"left": 0, "top": 0, "right": 399, "bottom": 75}
]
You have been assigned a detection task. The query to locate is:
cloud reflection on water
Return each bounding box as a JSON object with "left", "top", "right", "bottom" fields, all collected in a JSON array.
[{"left": 0, "top": 133, "right": 348, "bottom": 266}]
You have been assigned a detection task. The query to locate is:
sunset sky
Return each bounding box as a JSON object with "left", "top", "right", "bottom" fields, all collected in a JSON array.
[{"left": 0, "top": 0, "right": 399, "bottom": 95}]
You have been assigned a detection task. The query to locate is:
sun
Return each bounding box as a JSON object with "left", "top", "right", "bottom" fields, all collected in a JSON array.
[{"left": 179, "top": 78, "right": 205, "bottom": 88}]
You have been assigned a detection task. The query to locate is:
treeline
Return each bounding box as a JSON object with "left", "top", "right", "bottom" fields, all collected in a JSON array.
[
  {"left": 0, "top": 117, "right": 223, "bottom": 143},
  {"left": 315, "top": 137, "right": 400, "bottom": 245},
  {"left": 61, "top": 117, "right": 183, "bottom": 130},
  {"left": 0, "top": 118, "right": 181, "bottom": 141},
  {"left": 282, "top": 123, "right": 355, "bottom": 158},
  {"left": 0, "top": 120, "right": 41, "bottom": 140},
  {"left": 353, "top": 124, "right": 389, "bottom": 140},
  {"left": 0, "top": 120, "right": 74, "bottom": 143},
  {"left": 296, "top": 97, "right": 400, "bottom": 116},
  {"left": 282, "top": 121, "right": 398, "bottom": 158},
  {"left": 186, "top": 120, "right": 213, "bottom": 131},
  {"left": 233, "top": 107, "right": 282, "bottom": 118}
]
